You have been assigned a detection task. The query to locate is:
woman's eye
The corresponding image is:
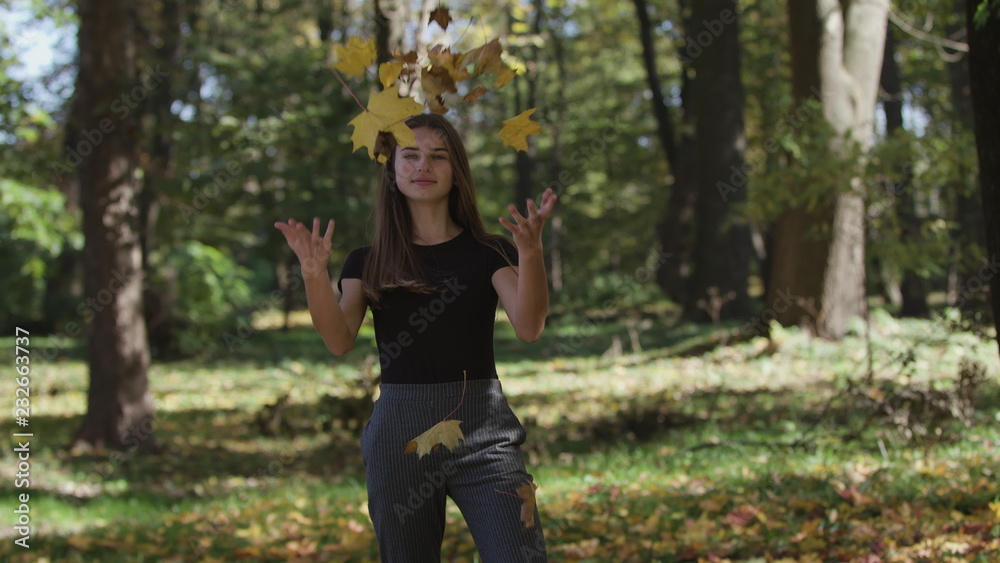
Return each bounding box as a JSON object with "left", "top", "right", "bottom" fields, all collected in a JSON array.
[{"left": 403, "top": 153, "right": 417, "bottom": 159}]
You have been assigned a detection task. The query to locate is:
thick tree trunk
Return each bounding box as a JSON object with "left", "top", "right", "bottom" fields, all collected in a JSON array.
[
  {"left": 949, "top": 0, "right": 986, "bottom": 312},
  {"left": 684, "top": 0, "right": 752, "bottom": 321},
  {"left": 966, "top": 1, "right": 1000, "bottom": 358},
  {"left": 632, "top": 0, "right": 696, "bottom": 304},
  {"left": 768, "top": 0, "right": 888, "bottom": 338},
  {"left": 880, "top": 25, "right": 929, "bottom": 317},
  {"left": 71, "top": 0, "right": 157, "bottom": 453}
]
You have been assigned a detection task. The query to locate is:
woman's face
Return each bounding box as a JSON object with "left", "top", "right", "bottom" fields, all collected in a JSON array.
[{"left": 394, "top": 127, "right": 455, "bottom": 205}]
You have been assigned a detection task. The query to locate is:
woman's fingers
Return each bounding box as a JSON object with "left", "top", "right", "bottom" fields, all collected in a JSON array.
[{"left": 324, "top": 219, "right": 335, "bottom": 246}]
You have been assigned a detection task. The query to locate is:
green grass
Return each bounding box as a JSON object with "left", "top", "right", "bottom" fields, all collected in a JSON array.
[{"left": 0, "top": 310, "right": 998, "bottom": 561}]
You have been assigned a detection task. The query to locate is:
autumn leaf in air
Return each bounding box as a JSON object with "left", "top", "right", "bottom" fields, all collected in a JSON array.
[
  {"left": 463, "top": 86, "right": 489, "bottom": 104},
  {"left": 404, "top": 419, "right": 464, "bottom": 457},
  {"left": 500, "top": 108, "right": 543, "bottom": 152},
  {"left": 334, "top": 36, "right": 376, "bottom": 78},
  {"left": 464, "top": 38, "right": 505, "bottom": 77},
  {"left": 378, "top": 61, "right": 405, "bottom": 89},
  {"left": 429, "top": 6, "right": 452, "bottom": 30},
  {"left": 405, "top": 371, "right": 467, "bottom": 457},
  {"left": 517, "top": 481, "right": 539, "bottom": 529},
  {"left": 347, "top": 84, "right": 424, "bottom": 163}
]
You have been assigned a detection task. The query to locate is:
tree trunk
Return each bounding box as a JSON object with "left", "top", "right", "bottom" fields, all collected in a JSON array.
[
  {"left": 632, "top": 0, "right": 696, "bottom": 305},
  {"left": 949, "top": 0, "right": 986, "bottom": 312},
  {"left": 768, "top": 0, "right": 889, "bottom": 338},
  {"left": 513, "top": 0, "right": 543, "bottom": 207},
  {"left": 966, "top": 1, "right": 1000, "bottom": 358},
  {"left": 684, "top": 0, "right": 752, "bottom": 321},
  {"left": 71, "top": 0, "right": 157, "bottom": 453},
  {"left": 880, "top": 25, "right": 929, "bottom": 317},
  {"left": 142, "top": 0, "right": 182, "bottom": 358}
]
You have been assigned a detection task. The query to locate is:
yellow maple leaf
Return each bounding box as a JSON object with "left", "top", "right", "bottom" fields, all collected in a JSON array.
[
  {"left": 348, "top": 84, "right": 423, "bottom": 162},
  {"left": 494, "top": 66, "right": 516, "bottom": 89},
  {"left": 378, "top": 61, "right": 405, "bottom": 89},
  {"left": 334, "top": 36, "right": 376, "bottom": 78},
  {"left": 500, "top": 108, "right": 543, "bottom": 152},
  {"left": 404, "top": 419, "right": 464, "bottom": 457},
  {"left": 517, "top": 481, "right": 539, "bottom": 529}
]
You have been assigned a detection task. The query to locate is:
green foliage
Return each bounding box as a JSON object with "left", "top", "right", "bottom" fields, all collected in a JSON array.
[
  {"left": 0, "top": 179, "right": 81, "bottom": 324},
  {"left": 973, "top": 0, "right": 1000, "bottom": 27},
  {"left": 147, "top": 241, "right": 253, "bottom": 354}
]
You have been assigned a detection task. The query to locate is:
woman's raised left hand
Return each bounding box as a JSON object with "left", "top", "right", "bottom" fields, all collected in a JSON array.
[{"left": 499, "top": 187, "right": 558, "bottom": 252}]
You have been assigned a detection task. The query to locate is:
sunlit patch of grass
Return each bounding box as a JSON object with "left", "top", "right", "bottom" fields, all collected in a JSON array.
[{"left": 0, "top": 310, "right": 997, "bottom": 561}]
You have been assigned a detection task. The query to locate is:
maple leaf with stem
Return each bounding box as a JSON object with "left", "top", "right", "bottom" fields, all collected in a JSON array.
[
  {"left": 405, "top": 371, "right": 467, "bottom": 457},
  {"left": 347, "top": 84, "right": 424, "bottom": 163},
  {"left": 500, "top": 108, "right": 543, "bottom": 152},
  {"left": 496, "top": 480, "right": 539, "bottom": 529}
]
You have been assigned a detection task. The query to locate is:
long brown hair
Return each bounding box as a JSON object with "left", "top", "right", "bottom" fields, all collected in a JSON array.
[{"left": 362, "top": 113, "right": 515, "bottom": 307}]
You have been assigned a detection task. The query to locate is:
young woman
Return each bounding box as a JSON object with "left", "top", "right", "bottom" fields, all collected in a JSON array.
[{"left": 274, "top": 113, "right": 555, "bottom": 562}]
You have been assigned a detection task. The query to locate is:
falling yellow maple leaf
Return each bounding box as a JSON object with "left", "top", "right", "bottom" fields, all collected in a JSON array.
[
  {"left": 500, "top": 108, "right": 543, "bottom": 152},
  {"left": 378, "top": 61, "right": 405, "bottom": 89},
  {"left": 404, "top": 371, "right": 467, "bottom": 457},
  {"left": 404, "top": 419, "right": 464, "bottom": 457},
  {"left": 347, "top": 84, "right": 424, "bottom": 162},
  {"left": 334, "top": 36, "right": 376, "bottom": 78},
  {"left": 493, "top": 66, "right": 516, "bottom": 89},
  {"left": 517, "top": 481, "right": 539, "bottom": 529}
]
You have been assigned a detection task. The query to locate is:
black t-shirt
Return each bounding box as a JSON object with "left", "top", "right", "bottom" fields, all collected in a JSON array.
[{"left": 337, "top": 229, "right": 518, "bottom": 384}]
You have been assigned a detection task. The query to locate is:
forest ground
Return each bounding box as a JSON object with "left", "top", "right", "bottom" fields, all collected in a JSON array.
[{"left": 0, "top": 307, "right": 998, "bottom": 562}]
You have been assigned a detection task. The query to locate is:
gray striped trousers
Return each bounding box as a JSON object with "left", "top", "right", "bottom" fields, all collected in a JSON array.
[{"left": 361, "top": 379, "right": 547, "bottom": 562}]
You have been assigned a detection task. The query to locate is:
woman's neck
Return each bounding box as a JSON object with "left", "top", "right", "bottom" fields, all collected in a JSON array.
[{"left": 408, "top": 202, "right": 462, "bottom": 245}]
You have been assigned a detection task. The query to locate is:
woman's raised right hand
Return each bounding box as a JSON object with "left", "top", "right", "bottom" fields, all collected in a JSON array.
[{"left": 274, "top": 217, "right": 335, "bottom": 278}]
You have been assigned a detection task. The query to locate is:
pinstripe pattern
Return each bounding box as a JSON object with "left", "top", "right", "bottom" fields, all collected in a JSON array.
[{"left": 361, "top": 379, "right": 547, "bottom": 562}]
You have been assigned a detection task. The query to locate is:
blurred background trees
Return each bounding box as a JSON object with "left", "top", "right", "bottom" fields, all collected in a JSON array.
[{"left": 1, "top": 0, "right": 997, "bottom": 447}]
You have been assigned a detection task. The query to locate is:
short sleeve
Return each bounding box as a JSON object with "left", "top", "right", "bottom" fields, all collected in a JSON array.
[
  {"left": 486, "top": 236, "right": 518, "bottom": 276},
  {"left": 337, "top": 247, "right": 370, "bottom": 293}
]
